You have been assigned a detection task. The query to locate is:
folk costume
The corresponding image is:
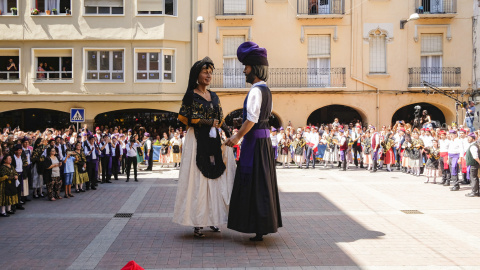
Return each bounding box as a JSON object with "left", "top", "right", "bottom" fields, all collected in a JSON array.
[
  {"left": 278, "top": 137, "right": 292, "bottom": 168},
  {"left": 228, "top": 42, "right": 282, "bottom": 240},
  {"left": 173, "top": 57, "right": 236, "bottom": 232},
  {"left": 31, "top": 139, "right": 46, "bottom": 197},
  {"left": 73, "top": 150, "right": 89, "bottom": 189},
  {"left": 410, "top": 137, "right": 425, "bottom": 176},
  {"left": 362, "top": 135, "right": 372, "bottom": 170},
  {"left": 159, "top": 138, "right": 170, "bottom": 166},
  {"left": 292, "top": 136, "right": 306, "bottom": 168},
  {"left": 0, "top": 164, "right": 19, "bottom": 208},
  {"left": 424, "top": 146, "right": 440, "bottom": 183},
  {"left": 382, "top": 134, "right": 395, "bottom": 171},
  {"left": 438, "top": 135, "right": 451, "bottom": 185},
  {"left": 464, "top": 133, "right": 480, "bottom": 196},
  {"left": 322, "top": 133, "right": 338, "bottom": 167}
]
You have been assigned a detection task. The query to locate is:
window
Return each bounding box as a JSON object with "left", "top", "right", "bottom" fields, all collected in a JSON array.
[
  {"left": 0, "top": 49, "right": 20, "bottom": 82},
  {"left": 369, "top": 30, "right": 387, "bottom": 74},
  {"left": 32, "top": 0, "right": 71, "bottom": 14},
  {"left": 86, "top": 49, "right": 124, "bottom": 82},
  {"left": 421, "top": 34, "right": 443, "bottom": 85},
  {"left": 223, "top": 36, "right": 245, "bottom": 88},
  {"left": 0, "top": 0, "right": 17, "bottom": 15},
  {"left": 137, "top": 0, "right": 176, "bottom": 16},
  {"left": 135, "top": 48, "right": 175, "bottom": 82},
  {"left": 33, "top": 49, "right": 72, "bottom": 82},
  {"left": 84, "top": 0, "right": 123, "bottom": 15},
  {"left": 307, "top": 35, "right": 331, "bottom": 87},
  {"left": 224, "top": 0, "right": 246, "bottom": 14}
]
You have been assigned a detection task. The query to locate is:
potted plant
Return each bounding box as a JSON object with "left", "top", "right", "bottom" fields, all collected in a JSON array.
[
  {"left": 52, "top": 8, "right": 57, "bottom": 15},
  {"left": 65, "top": 8, "right": 71, "bottom": 15},
  {"left": 31, "top": 8, "right": 39, "bottom": 15},
  {"left": 46, "top": 9, "right": 51, "bottom": 15},
  {"left": 10, "top": 7, "right": 17, "bottom": 15}
]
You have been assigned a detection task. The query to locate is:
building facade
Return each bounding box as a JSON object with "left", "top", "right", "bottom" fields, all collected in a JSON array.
[
  {"left": 0, "top": 0, "right": 193, "bottom": 129},
  {"left": 197, "top": 0, "right": 474, "bottom": 128}
]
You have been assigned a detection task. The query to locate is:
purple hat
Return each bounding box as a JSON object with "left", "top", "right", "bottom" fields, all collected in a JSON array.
[
  {"left": 468, "top": 133, "right": 476, "bottom": 139},
  {"left": 449, "top": 130, "right": 457, "bottom": 134},
  {"left": 237, "top": 42, "right": 269, "bottom": 66},
  {"left": 271, "top": 128, "right": 277, "bottom": 132},
  {"left": 279, "top": 127, "right": 284, "bottom": 131},
  {"left": 128, "top": 129, "right": 132, "bottom": 133},
  {"left": 339, "top": 129, "right": 344, "bottom": 133},
  {"left": 144, "top": 132, "right": 150, "bottom": 137},
  {"left": 119, "top": 134, "right": 125, "bottom": 137},
  {"left": 22, "top": 137, "right": 29, "bottom": 142}
]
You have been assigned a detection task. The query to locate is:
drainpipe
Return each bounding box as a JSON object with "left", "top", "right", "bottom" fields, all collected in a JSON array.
[
  {"left": 349, "top": 0, "right": 379, "bottom": 127},
  {"left": 191, "top": 0, "right": 195, "bottom": 66}
]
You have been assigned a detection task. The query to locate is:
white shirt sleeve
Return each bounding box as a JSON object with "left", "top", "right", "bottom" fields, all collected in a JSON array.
[
  {"left": 471, "top": 145, "right": 479, "bottom": 160},
  {"left": 246, "top": 87, "right": 262, "bottom": 123}
]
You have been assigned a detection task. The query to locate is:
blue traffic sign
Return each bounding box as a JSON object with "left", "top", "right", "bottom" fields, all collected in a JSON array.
[{"left": 70, "top": 108, "right": 85, "bottom": 123}]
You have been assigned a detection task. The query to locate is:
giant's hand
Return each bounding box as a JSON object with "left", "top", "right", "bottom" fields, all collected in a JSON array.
[{"left": 225, "top": 134, "right": 240, "bottom": 147}]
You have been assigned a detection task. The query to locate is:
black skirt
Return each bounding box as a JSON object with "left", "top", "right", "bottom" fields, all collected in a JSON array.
[{"left": 227, "top": 138, "right": 282, "bottom": 234}]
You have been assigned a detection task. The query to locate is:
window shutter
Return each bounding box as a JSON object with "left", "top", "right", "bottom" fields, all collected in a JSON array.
[
  {"left": 223, "top": 36, "right": 245, "bottom": 58},
  {"left": 369, "top": 35, "right": 386, "bottom": 73},
  {"left": 308, "top": 35, "right": 330, "bottom": 58},
  {"left": 85, "top": 0, "right": 123, "bottom": 7},
  {"left": 223, "top": 0, "right": 246, "bottom": 14},
  {"left": 421, "top": 34, "right": 443, "bottom": 56},
  {"left": 138, "top": 0, "right": 162, "bottom": 12}
]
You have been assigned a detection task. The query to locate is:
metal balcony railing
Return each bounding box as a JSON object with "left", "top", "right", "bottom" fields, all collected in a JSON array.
[
  {"left": 35, "top": 71, "right": 73, "bottom": 81},
  {"left": 297, "top": 0, "right": 344, "bottom": 15},
  {"left": 215, "top": 0, "right": 253, "bottom": 16},
  {"left": 416, "top": 0, "right": 457, "bottom": 14},
  {"left": 408, "top": 67, "right": 461, "bottom": 87},
  {"left": 0, "top": 71, "right": 20, "bottom": 81},
  {"left": 210, "top": 68, "right": 346, "bottom": 88}
]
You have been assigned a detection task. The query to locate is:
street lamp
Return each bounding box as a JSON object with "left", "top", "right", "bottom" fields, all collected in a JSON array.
[
  {"left": 400, "top": 13, "right": 420, "bottom": 29},
  {"left": 196, "top": 16, "right": 205, "bottom": 33}
]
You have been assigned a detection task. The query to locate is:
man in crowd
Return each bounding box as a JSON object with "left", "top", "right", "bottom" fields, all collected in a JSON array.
[
  {"left": 465, "top": 101, "right": 476, "bottom": 133},
  {"left": 464, "top": 133, "right": 480, "bottom": 197},
  {"left": 99, "top": 134, "right": 113, "bottom": 184},
  {"left": 351, "top": 124, "right": 363, "bottom": 168},
  {"left": 84, "top": 135, "right": 99, "bottom": 190},
  {"left": 305, "top": 126, "right": 318, "bottom": 169}
]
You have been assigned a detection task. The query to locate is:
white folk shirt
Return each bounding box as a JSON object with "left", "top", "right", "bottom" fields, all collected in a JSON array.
[
  {"left": 394, "top": 134, "right": 404, "bottom": 149},
  {"left": 439, "top": 139, "right": 450, "bottom": 153},
  {"left": 246, "top": 81, "right": 272, "bottom": 123},
  {"left": 14, "top": 155, "right": 23, "bottom": 173},
  {"left": 462, "top": 137, "right": 470, "bottom": 156},
  {"left": 448, "top": 138, "right": 465, "bottom": 155},
  {"left": 422, "top": 135, "right": 434, "bottom": 148},
  {"left": 308, "top": 132, "right": 319, "bottom": 147},
  {"left": 84, "top": 141, "right": 97, "bottom": 160},
  {"left": 126, "top": 143, "right": 141, "bottom": 157},
  {"left": 270, "top": 134, "right": 278, "bottom": 146},
  {"left": 351, "top": 131, "right": 361, "bottom": 145},
  {"left": 339, "top": 136, "right": 347, "bottom": 146},
  {"left": 371, "top": 132, "right": 380, "bottom": 148}
]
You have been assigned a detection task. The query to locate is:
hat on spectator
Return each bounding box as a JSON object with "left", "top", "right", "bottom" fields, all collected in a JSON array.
[
  {"left": 399, "top": 128, "right": 406, "bottom": 132},
  {"left": 49, "top": 138, "right": 55, "bottom": 142},
  {"left": 128, "top": 129, "right": 132, "bottom": 133},
  {"left": 144, "top": 133, "right": 150, "bottom": 137},
  {"left": 279, "top": 127, "right": 284, "bottom": 131},
  {"left": 22, "top": 137, "right": 29, "bottom": 142},
  {"left": 449, "top": 130, "right": 457, "bottom": 134},
  {"left": 468, "top": 133, "right": 476, "bottom": 139},
  {"left": 271, "top": 128, "right": 277, "bottom": 132},
  {"left": 339, "top": 129, "right": 344, "bottom": 133},
  {"left": 459, "top": 129, "right": 466, "bottom": 133},
  {"left": 236, "top": 41, "right": 269, "bottom": 66},
  {"left": 88, "top": 135, "right": 95, "bottom": 140},
  {"left": 305, "top": 126, "right": 311, "bottom": 130},
  {"left": 312, "top": 126, "right": 318, "bottom": 130},
  {"left": 96, "top": 127, "right": 100, "bottom": 131}
]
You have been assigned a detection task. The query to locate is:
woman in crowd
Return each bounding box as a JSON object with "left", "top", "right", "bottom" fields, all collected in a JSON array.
[
  {"left": 170, "top": 131, "right": 182, "bottom": 169},
  {"left": 31, "top": 138, "right": 46, "bottom": 198},
  {"left": 153, "top": 135, "right": 161, "bottom": 146},
  {"left": 173, "top": 56, "right": 235, "bottom": 238},
  {"left": 126, "top": 136, "right": 142, "bottom": 182},
  {"left": 402, "top": 134, "right": 412, "bottom": 174},
  {"left": 43, "top": 147, "right": 62, "bottom": 201},
  {"left": 0, "top": 155, "right": 19, "bottom": 217},
  {"left": 159, "top": 132, "right": 171, "bottom": 167},
  {"left": 73, "top": 142, "right": 88, "bottom": 193},
  {"left": 362, "top": 131, "right": 372, "bottom": 171},
  {"left": 383, "top": 132, "right": 396, "bottom": 172},
  {"left": 322, "top": 129, "right": 338, "bottom": 168},
  {"left": 424, "top": 140, "right": 440, "bottom": 184},
  {"left": 292, "top": 132, "right": 306, "bottom": 169},
  {"left": 410, "top": 131, "right": 424, "bottom": 176},
  {"left": 278, "top": 133, "right": 291, "bottom": 168}
]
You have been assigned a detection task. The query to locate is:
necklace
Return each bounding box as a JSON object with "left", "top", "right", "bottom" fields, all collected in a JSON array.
[{"left": 196, "top": 88, "right": 207, "bottom": 95}]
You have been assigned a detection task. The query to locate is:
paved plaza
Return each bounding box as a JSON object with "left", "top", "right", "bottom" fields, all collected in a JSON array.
[{"left": 1, "top": 163, "right": 480, "bottom": 270}]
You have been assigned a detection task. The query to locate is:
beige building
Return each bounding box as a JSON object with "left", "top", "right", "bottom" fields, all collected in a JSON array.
[
  {"left": 0, "top": 0, "right": 192, "bottom": 129},
  {"left": 197, "top": 0, "right": 474, "bottom": 128},
  {"left": 0, "top": 0, "right": 475, "bottom": 130}
]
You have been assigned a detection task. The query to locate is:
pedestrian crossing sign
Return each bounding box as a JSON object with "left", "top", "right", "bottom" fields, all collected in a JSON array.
[{"left": 70, "top": 108, "right": 85, "bottom": 123}]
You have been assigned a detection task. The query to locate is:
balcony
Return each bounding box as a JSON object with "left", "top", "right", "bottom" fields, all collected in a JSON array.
[
  {"left": 210, "top": 68, "right": 346, "bottom": 89},
  {"left": 0, "top": 71, "right": 20, "bottom": 82},
  {"left": 415, "top": 0, "right": 457, "bottom": 18},
  {"left": 215, "top": 0, "right": 253, "bottom": 20},
  {"left": 408, "top": 67, "right": 461, "bottom": 88},
  {"left": 297, "top": 0, "right": 344, "bottom": 19}
]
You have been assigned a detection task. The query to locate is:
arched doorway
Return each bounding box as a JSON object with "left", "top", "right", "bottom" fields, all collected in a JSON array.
[
  {"left": 94, "top": 109, "right": 183, "bottom": 135},
  {"left": 392, "top": 103, "right": 446, "bottom": 127},
  {"left": 307, "top": 105, "right": 363, "bottom": 126},
  {"left": 224, "top": 109, "right": 282, "bottom": 129},
  {"left": 0, "top": 109, "right": 69, "bottom": 131}
]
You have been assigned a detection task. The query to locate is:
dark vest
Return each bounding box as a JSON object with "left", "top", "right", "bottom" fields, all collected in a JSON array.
[
  {"left": 242, "top": 84, "right": 272, "bottom": 130},
  {"left": 466, "top": 143, "right": 480, "bottom": 166},
  {"left": 340, "top": 137, "right": 348, "bottom": 151}
]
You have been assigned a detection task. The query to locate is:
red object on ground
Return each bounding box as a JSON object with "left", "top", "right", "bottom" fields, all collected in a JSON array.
[{"left": 121, "top": 261, "right": 145, "bottom": 270}]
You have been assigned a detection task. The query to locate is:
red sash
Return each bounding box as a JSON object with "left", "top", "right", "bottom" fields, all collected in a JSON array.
[{"left": 440, "top": 152, "right": 449, "bottom": 170}]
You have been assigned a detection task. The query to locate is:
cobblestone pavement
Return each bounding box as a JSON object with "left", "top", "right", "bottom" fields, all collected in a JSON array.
[{"left": 1, "top": 163, "right": 480, "bottom": 270}]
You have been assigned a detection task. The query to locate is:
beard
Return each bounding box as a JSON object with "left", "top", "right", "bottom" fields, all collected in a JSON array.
[{"left": 245, "top": 71, "right": 256, "bottom": 84}]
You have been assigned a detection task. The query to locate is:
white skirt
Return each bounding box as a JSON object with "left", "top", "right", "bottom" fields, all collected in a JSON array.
[
  {"left": 323, "top": 148, "right": 339, "bottom": 162},
  {"left": 172, "top": 128, "right": 236, "bottom": 227}
]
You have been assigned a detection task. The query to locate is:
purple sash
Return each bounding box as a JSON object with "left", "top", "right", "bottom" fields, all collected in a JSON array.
[
  {"left": 449, "top": 153, "right": 460, "bottom": 176},
  {"left": 239, "top": 129, "right": 270, "bottom": 174}
]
